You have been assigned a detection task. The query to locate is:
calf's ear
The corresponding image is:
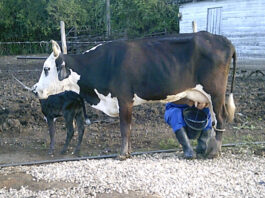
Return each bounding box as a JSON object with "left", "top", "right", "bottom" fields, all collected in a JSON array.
[{"left": 51, "top": 40, "right": 61, "bottom": 58}]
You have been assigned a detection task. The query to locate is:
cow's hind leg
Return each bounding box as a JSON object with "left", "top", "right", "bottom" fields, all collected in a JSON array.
[
  {"left": 73, "top": 111, "right": 85, "bottom": 156},
  {"left": 61, "top": 113, "right": 75, "bottom": 154},
  {"left": 206, "top": 96, "right": 226, "bottom": 158},
  {"left": 47, "top": 118, "right": 56, "bottom": 156},
  {"left": 118, "top": 100, "right": 133, "bottom": 160}
]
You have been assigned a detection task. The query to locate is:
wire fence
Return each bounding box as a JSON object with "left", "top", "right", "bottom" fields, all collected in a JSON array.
[
  {"left": 0, "top": 41, "right": 50, "bottom": 55},
  {"left": 0, "top": 29, "right": 169, "bottom": 56}
]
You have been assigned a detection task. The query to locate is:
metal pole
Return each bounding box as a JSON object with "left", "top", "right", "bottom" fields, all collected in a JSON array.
[
  {"left": 0, "top": 141, "right": 264, "bottom": 168},
  {"left": 17, "top": 56, "right": 47, "bottom": 60},
  {"left": 60, "top": 21, "right": 67, "bottom": 54}
]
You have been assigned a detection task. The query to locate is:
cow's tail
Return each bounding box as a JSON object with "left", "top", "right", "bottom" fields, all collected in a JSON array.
[
  {"left": 81, "top": 98, "right": 91, "bottom": 125},
  {"left": 226, "top": 51, "right": 236, "bottom": 122}
]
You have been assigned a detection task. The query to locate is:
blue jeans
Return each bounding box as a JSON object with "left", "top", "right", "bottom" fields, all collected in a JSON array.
[{"left": 164, "top": 103, "right": 212, "bottom": 133}]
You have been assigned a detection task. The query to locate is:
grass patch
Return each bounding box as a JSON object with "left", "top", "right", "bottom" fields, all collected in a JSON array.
[
  {"left": 159, "top": 138, "right": 179, "bottom": 150},
  {"left": 222, "top": 133, "right": 265, "bottom": 145}
]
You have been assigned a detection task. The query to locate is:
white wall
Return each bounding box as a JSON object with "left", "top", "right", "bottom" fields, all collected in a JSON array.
[{"left": 179, "top": 0, "right": 265, "bottom": 70}]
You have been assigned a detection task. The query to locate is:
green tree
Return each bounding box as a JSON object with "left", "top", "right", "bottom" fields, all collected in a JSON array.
[
  {"left": 0, "top": 0, "right": 50, "bottom": 41},
  {"left": 0, "top": 0, "right": 179, "bottom": 54},
  {"left": 111, "top": 0, "right": 179, "bottom": 38}
]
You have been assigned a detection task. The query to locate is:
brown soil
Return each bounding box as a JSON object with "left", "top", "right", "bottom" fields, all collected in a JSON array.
[{"left": 0, "top": 56, "right": 264, "bottom": 195}]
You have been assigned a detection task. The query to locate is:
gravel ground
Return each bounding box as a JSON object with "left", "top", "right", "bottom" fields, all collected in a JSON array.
[{"left": 0, "top": 151, "right": 264, "bottom": 198}]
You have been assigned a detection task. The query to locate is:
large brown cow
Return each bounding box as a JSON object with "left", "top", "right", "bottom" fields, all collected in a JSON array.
[{"left": 32, "top": 31, "right": 236, "bottom": 159}]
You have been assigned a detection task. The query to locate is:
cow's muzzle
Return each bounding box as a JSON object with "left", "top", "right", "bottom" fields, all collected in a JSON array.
[{"left": 31, "top": 85, "right": 38, "bottom": 96}]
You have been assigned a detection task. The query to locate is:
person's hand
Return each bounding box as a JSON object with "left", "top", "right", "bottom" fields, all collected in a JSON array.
[
  {"left": 197, "top": 102, "right": 209, "bottom": 110},
  {"left": 187, "top": 99, "right": 194, "bottom": 107}
]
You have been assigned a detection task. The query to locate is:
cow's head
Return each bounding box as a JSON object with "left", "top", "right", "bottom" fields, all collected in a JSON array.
[{"left": 32, "top": 40, "right": 80, "bottom": 99}]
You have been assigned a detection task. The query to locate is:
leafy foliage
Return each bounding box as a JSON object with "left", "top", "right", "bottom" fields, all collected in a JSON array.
[
  {"left": 111, "top": 0, "right": 179, "bottom": 38},
  {"left": 0, "top": 0, "right": 50, "bottom": 41},
  {"left": 0, "top": 0, "right": 179, "bottom": 54}
]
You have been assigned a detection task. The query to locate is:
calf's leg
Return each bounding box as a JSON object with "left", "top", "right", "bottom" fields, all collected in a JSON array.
[
  {"left": 73, "top": 112, "right": 85, "bottom": 156},
  {"left": 61, "top": 114, "right": 75, "bottom": 154},
  {"left": 47, "top": 118, "right": 55, "bottom": 155}
]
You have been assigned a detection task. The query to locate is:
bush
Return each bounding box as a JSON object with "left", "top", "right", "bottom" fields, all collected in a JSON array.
[
  {"left": 111, "top": 0, "right": 179, "bottom": 38},
  {"left": 0, "top": 0, "right": 179, "bottom": 54}
]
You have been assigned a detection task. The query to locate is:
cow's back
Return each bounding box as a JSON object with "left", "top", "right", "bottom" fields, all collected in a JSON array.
[
  {"left": 71, "top": 32, "right": 234, "bottom": 104},
  {"left": 113, "top": 32, "right": 234, "bottom": 100}
]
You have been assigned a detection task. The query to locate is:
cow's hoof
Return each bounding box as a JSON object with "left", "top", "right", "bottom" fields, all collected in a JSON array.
[
  {"left": 117, "top": 153, "right": 131, "bottom": 160},
  {"left": 206, "top": 138, "right": 221, "bottom": 158},
  {"left": 206, "top": 149, "right": 221, "bottom": 159}
]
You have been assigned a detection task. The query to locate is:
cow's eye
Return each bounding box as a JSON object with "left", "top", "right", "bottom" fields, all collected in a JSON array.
[{"left": 44, "top": 67, "right": 50, "bottom": 76}]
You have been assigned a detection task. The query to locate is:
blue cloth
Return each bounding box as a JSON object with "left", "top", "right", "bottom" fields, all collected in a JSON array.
[{"left": 164, "top": 102, "right": 212, "bottom": 133}]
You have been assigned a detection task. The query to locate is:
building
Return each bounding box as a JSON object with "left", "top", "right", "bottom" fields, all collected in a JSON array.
[{"left": 178, "top": 0, "right": 265, "bottom": 71}]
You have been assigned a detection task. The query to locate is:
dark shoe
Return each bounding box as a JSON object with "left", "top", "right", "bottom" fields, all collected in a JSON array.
[
  {"left": 175, "top": 128, "right": 195, "bottom": 159},
  {"left": 196, "top": 129, "right": 211, "bottom": 155},
  {"left": 186, "top": 127, "right": 201, "bottom": 139}
]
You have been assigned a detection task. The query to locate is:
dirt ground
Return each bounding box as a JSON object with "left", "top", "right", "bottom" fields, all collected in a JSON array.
[{"left": 0, "top": 55, "right": 264, "bottom": 195}]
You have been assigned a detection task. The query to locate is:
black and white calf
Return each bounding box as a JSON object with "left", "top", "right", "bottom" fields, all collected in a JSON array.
[{"left": 40, "top": 90, "right": 91, "bottom": 155}]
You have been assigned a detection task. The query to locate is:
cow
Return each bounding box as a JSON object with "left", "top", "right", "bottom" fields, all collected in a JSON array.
[
  {"left": 40, "top": 91, "right": 91, "bottom": 156},
  {"left": 32, "top": 31, "right": 236, "bottom": 159}
]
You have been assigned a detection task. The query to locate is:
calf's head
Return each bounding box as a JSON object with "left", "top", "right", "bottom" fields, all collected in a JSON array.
[{"left": 33, "top": 40, "right": 80, "bottom": 99}]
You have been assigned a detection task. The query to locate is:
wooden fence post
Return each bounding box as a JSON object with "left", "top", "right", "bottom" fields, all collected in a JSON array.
[
  {"left": 192, "top": 20, "right": 197, "bottom": 33},
  {"left": 60, "top": 21, "right": 67, "bottom": 54},
  {"left": 106, "top": 0, "right": 111, "bottom": 38}
]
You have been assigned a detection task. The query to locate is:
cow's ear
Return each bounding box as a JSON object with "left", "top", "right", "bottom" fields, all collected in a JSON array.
[{"left": 51, "top": 40, "right": 61, "bottom": 58}]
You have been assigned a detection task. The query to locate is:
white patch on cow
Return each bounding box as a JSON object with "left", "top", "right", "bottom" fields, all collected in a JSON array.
[
  {"left": 83, "top": 44, "right": 102, "bottom": 54},
  {"left": 132, "top": 84, "right": 217, "bottom": 126},
  {"left": 133, "top": 94, "right": 148, "bottom": 105},
  {"left": 91, "top": 89, "right": 119, "bottom": 117},
  {"left": 33, "top": 53, "right": 81, "bottom": 99}
]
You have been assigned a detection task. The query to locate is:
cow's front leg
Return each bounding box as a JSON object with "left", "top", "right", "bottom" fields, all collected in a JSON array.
[
  {"left": 47, "top": 118, "right": 55, "bottom": 156},
  {"left": 118, "top": 100, "right": 133, "bottom": 160}
]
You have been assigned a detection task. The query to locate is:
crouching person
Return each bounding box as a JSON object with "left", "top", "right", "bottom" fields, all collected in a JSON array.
[
  {"left": 40, "top": 91, "right": 91, "bottom": 156},
  {"left": 164, "top": 99, "right": 212, "bottom": 159}
]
